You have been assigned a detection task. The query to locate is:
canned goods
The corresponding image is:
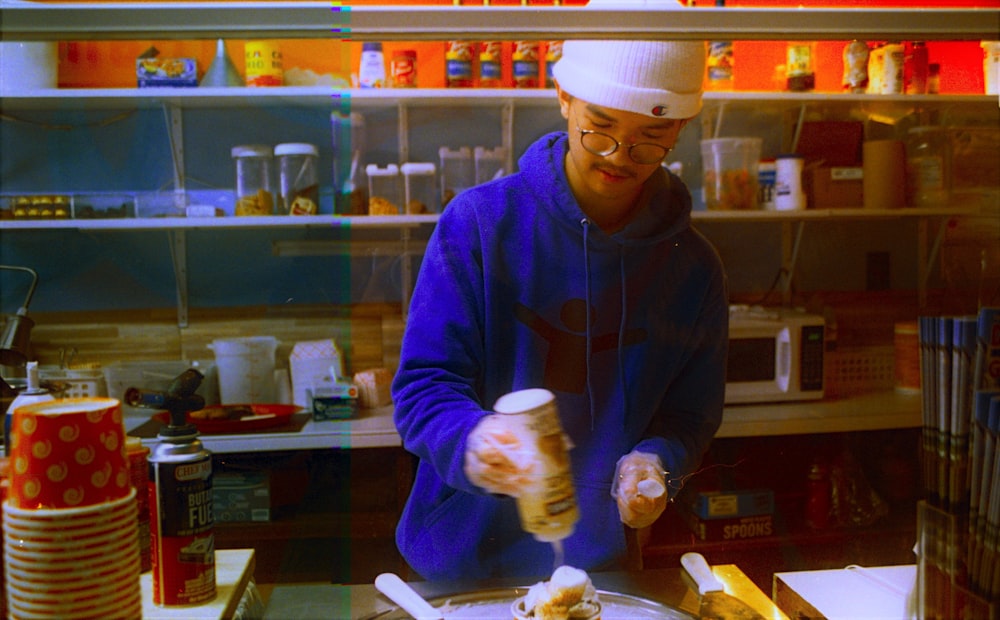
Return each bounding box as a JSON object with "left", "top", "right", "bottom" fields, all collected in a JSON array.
[
  {"left": 479, "top": 42, "right": 503, "bottom": 88},
  {"left": 512, "top": 41, "right": 540, "bottom": 88},
  {"left": 446, "top": 41, "right": 475, "bottom": 88},
  {"left": 391, "top": 49, "right": 417, "bottom": 88},
  {"left": 493, "top": 388, "right": 578, "bottom": 542},
  {"left": 244, "top": 41, "right": 283, "bottom": 87},
  {"left": 127, "top": 436, "right": 152, "bottom": 572},
  {"left": 149, "top": 430, "right": 216, "bottom": 606}
]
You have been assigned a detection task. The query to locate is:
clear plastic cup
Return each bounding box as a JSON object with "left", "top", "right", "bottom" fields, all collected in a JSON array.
[{"left": 700, "top": 137, "right": 763, "bottom": 210}]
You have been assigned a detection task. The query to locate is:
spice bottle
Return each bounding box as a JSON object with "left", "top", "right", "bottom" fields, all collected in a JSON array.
[
  {"left": 275, "top": 142, "right": 319, "bottom": 215},
  {"left": 232, "top": 144, "right": 275, "bottom": 216},
  {"left": 786, "top": 42, "right": 815, "bottom": 92},
  {"left": 445, "top": 41, "right": 476, "bottom": 88},
  {"left": 905, "top": 41, "right": 929, "bottom": 95}
]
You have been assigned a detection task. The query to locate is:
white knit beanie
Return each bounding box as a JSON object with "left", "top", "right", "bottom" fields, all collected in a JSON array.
[{"left": 552, "top": 1, "right": 706, "bottom": 119}]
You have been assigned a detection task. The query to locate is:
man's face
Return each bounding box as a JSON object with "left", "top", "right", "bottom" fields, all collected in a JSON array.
[{"left": 557, "top": 87, "right": 688, "bottom": 210}]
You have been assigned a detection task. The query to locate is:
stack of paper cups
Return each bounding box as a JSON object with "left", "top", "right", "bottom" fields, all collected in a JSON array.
[
  {"left": 3, "top": 398, "right": 142, "bottom": 618},
  {"left": 775, "top": 154, "right": 806, "bottom": 211}
]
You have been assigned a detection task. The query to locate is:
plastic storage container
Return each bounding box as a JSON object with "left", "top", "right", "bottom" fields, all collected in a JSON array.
[
  {"left": 700, "top": 137, "right": 762, "bottom": 210},
  {"left": 439, "top": 146, "right": 474, "bottom": 209},
  {"left": 906, "top": 126, "right": 950, "bottom": 207},
  {"left": 209, "top": 337, "right": 278, "bottom": 404},
  {"left": 275, "top": 142, "right": 319, "bottom": 215},
  {"left": 474, "top": 146, "right": 507, "bottom": 185},
  {"left": 401, "top": 162, "right": 437, "bottom": 214},
  {"left": 331, "top": 111, "right": 366, "bottom": 215},
  {"left": 232, "top": 144, "right": 275, "bottom": 216},
  {"left": 366, "top": 163, "right": 402, "bottom": 215}
]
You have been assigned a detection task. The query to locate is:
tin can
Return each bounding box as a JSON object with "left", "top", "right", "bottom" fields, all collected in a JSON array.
[
  {"left": 493, "top": 388, "right": 578, "bottom": 542},
  {"left": 445, "top": 41, "right": 475, "bottom": 88},
  {"left": 148, "top": 430, "right": 216, "bottom": 606},
  {"left": 391, "top": 49, "right": 417, "bottom": 88},
  {"left": 512, "top": 41, "right": 540, "bottom": 88},
  {"left": 127, "top": 437, "right": 152, "bottom": 572},
  {"left": 244, "top": 41, "right": 283, "bottom": 87},
  {"left": 479, "top": 41, "right": 503, "bottom": 88}
]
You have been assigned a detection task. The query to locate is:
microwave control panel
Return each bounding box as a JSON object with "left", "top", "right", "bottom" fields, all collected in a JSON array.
[{"left": 799, "top": 324, "right": 825, "bottom": 392}]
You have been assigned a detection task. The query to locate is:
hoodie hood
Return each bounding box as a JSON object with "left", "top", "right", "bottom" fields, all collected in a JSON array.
[{"left": 517, "top": 131, "right": 694, "bottom": 246}]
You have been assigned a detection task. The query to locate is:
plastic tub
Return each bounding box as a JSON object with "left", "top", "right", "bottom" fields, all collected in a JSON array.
[
  {"left": 209, "top": 337, "right": 278, "bottom": 404},
  {"left": 700, "top": 138, "right": 762, "bottom": 210}
]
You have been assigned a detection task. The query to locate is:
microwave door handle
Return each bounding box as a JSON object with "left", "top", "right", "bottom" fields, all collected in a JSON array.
[{"left": 776, "top": 327, "right": 791, "bottom": 393}]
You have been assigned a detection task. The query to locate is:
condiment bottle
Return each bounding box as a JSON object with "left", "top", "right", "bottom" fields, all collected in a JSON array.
[
  {"left": 706, "top": 0, "right": 734, "bottom": 91},
  {"left": 445, "top": 41, "right": 475, "bottom": 88},
  {"left": 905, "top": 41, "right": 929, "bottom": 95},
  {"left": 544, "top": 41, "right": 563, "bottom": 89},
  {"left": 358, "top": 42, "right": 386, "bottom": 88},
  {"left": 805, "top": 461, "right": 831, "bottom": 530},
  {"left": 479, "top": 41, "right": 503, "bottom": 88},
  {"left": 786, "top": 42, "right": 815, "bottom": 92},
  {"left": 512, "top": 41, "right": 540, "bottom": 88},
  {"left": 390, "top": 49, "right": 417, "bottom": 88},
  {"left": 842, "top": 40, "right": 870, "bottom": 94},
  {"left": 232, "top": 144, "right": 275, "bottom": 216},
  {"left": 275, "top": 142, "right": 319, "bottom": 215},
  {"left": 4, "top": 360, "right": 54, "bottom": 457}
]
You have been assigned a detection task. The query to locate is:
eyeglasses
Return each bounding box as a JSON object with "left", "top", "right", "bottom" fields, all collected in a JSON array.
[{"left": 575, "top": 124, "right": 673, "bottom": 165}]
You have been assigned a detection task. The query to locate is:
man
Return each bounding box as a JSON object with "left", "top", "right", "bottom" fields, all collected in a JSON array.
[{"left": 391, "top": 36, "right": 727, "bottom": 580}]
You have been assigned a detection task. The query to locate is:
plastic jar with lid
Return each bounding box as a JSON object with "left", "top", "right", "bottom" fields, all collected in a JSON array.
[
  {"left": 906, "top": 126, "right": 950, "bottom": 207},
  {"left": 275, "top": 142, "right": 319, "bottom": 215},
  {"left": 232, "top": 144, "right": 274, "bottom": 216}
]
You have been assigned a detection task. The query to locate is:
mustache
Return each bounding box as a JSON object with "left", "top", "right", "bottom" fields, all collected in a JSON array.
[{"left": 594, "top": 162, "right": 635, "bottom": 179}]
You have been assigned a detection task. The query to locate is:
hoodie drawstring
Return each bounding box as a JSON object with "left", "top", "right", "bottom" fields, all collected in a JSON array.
[
  {"left": 617, "top": 248, "right": 628, "bottom": 424},
  {"left": 581, "top": 218, "right": 596, "bottom": 430},
  {"left": 580, "top": 219, "right": 629, "bottom": 430}
]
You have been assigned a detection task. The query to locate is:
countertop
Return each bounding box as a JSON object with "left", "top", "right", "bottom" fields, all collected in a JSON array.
[
  {"left": 141, "top": 549, "right": 256, "bottom": 620},
  {"left": 774, "top": 565, "right": 917, "bottom": 619},
  {"left": 263, "top": 565, "right": 788, "bottom": 619}
]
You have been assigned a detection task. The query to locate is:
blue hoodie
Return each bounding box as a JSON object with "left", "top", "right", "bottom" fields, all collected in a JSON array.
[{"left": 392, "top": 131, "right": 727, "bottom": 581}]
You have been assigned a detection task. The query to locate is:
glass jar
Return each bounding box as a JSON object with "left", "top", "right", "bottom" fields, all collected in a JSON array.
[
  {"left": 275, "top": 142, "right": 319, "bottom": 215},
  {"left": 906, "top": 126, "right": 950, "bottom": 207},
  {"left": 231, "top": 144, "right": 274, "bottom": 216}
]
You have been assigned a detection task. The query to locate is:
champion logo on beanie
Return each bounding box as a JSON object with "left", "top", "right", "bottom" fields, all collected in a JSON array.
[{"left": 553, "top": 39, "right": 707, "bottom": 119}]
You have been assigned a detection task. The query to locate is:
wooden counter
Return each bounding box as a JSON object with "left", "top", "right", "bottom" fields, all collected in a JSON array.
[{"left": 141, "top": 549, "right": 256, "bottom": 620}]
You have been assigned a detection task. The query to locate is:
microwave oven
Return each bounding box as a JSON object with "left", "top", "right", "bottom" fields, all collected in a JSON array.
[{"left": 725, "top": 305, "right": 826, "bottom": 404}]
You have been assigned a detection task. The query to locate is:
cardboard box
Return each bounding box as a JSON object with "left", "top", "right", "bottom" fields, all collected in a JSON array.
[
  {"left": 136, "top": 52, "right": 198, "bottom": 88},
  {"left": 309, "top": 380, "right": 359, "bottom": 421},
  {"left": 213, "top": 471, "right": 270, "bottom": 523},
  {"left": 680, "top": 511, "right": 775, "bottom": 542},
  {"left": 689, "top": 488, "right": 774, "bottom": 520},
  {"left": 807, "top": 166, "right": 863, "bottom": 209},
  {"left": 290, "top": 339, "right": 345, "bottom": 409}
]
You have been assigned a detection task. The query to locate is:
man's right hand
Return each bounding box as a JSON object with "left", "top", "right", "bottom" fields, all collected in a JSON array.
[{"left": 463, "top": 413, "right": 535, "bottom": 496}]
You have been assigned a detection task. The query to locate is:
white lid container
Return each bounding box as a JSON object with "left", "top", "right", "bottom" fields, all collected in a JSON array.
[
  {"left": 401, "top": 162, "right": 438, "bottom": 214},
  {"left": 366, "top": 164, "right": 402, "bottom": 214}
]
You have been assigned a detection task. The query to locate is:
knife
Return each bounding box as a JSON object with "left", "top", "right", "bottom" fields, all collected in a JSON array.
[{"left": 680, "top": 553, "right": 766, "bottom": 620}]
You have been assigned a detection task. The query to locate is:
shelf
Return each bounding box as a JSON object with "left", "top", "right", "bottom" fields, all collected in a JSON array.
[
  {"left": 3, "top": 87, "right": 995, "bottom": 111},
  {"left": 0, "top": 214, "right": 438, "bottom": 231},
  {"left": 0, "top": 207, "right": 980, "bottom": 232},
  {"left": 2, "top": 4, "right": 997, "bottom": 42},
  {"left": 716, "top": 390, "right": 922, "bottom": 438}
]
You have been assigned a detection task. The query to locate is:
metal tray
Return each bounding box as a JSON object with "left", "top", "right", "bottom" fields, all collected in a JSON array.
[{"left": 362, "top": 587, "right": 695, "bottom": 619}]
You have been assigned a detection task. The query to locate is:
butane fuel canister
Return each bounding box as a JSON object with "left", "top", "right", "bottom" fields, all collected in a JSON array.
[{"left": 148, "top": 425, "right": 216, "bottom": 606}]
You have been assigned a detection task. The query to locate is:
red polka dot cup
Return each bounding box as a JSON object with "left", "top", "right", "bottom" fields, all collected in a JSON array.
[{"left": 8, "top": 398, "right": 130, "bottom": 510}]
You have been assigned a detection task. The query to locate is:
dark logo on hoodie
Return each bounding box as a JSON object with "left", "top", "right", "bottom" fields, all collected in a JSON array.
[{"left": 514, "top": 299, "right": 646, "bottom": 394}]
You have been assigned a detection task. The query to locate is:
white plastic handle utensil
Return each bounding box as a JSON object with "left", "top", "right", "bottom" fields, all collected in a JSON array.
[
  {"left": 374, "top": 573, "right": 444, "bottom": 620},
  {"left": 680, "top": 552, "right": 725, "bottom": 595}
]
